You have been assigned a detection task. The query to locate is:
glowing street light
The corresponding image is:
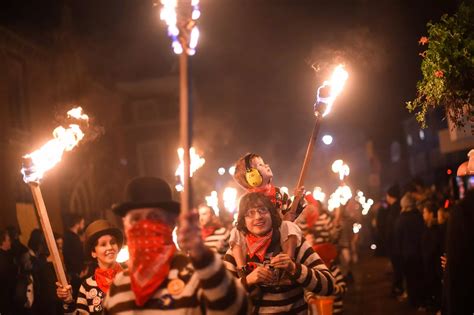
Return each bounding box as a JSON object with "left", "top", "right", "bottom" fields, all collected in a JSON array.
[{"left": 322, "top": 135, "right": 333, "bottom": 145}]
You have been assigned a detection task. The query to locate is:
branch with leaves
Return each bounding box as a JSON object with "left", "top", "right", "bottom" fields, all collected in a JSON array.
[{"left": 406, "top": 2, "right": 473, "bottom": 128}]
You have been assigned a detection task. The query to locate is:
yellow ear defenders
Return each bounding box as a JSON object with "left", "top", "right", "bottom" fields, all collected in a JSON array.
[{"left": 244, "top": 154, "right": 263, "bottom": 187}]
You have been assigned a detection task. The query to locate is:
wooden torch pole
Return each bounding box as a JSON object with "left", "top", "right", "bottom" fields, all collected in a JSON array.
[
  {"left": 179, "top": 37, "right": 192, "bottom": 214},
  {"left": 28, "top": 182, "right": 68, "bottom": 287},
  {"left": 288, "top": 114, "right": 322, "bottom": 219}
]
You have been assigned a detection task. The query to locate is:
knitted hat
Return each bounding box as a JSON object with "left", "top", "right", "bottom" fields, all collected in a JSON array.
[{"left": 112, "top": 177, "right": 180, "bottom": 217}]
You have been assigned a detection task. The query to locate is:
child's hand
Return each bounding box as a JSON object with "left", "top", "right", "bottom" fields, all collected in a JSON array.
[
  {"left": 294, "top": 186, "right": 305, "bottom": 198},
  {"left": 56, "top": 282, "right": 73, "bottom": 303}
]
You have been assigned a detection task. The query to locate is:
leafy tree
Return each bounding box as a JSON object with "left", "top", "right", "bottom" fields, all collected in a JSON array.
[{"left": 406, "top": 2, "right": 473, "bottom": 128}]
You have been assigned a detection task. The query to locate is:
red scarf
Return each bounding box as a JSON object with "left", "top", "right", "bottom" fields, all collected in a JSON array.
[
  {"left": 95, "top": 262, "right": 122, "bottom": 294},
  {"left": 127, "top": 220, "right": 176, "bottom": 306},
  {"left": 249, "top": 184, "right": 277, "bottom": 205},
  {"left": 201, "top": 225, "right": 218, "bottom": 239},
  {"left": 245, "top": 230, "right": 273, "bottom": 262}
]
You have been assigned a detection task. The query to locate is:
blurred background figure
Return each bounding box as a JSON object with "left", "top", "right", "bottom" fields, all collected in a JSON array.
[
  {"left": 421, "top": 201, "right": 442, "bottom": 313},
  {"left": 63, "top": 213, "right": 85, "bottom": 298},
  {"left": 0, "top": 228, "right": 15, "bottom": 315},
  {"left": 198, "top": 204, "right": 229, "bottom": 257},
  {"left": 385, "top": 184, "right": 403, "bottom": 298}
]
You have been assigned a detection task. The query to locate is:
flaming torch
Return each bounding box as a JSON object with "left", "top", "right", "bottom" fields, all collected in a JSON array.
[
  {"left": 174, "top": 147, "right": 205, "bottom": 192},
  {"left": 21, "top": 107, "right": 90, "bottom": 288},
  {"left": 160, "top": 0, "right": 201, "bottom": 213},
  {"left": 288, "top": 65, "right": 349, "bottom": 218}
]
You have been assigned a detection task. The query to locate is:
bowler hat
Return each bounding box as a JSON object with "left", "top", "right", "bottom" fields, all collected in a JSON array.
[
  {"left": 84, "top": 220, "right": 123, "bottom": 258},
  {"left": 112, "top": 177, "right": 180, "bottom": 217}
]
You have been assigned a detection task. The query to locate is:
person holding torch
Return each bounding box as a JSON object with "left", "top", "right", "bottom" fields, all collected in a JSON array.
[
  {"left": 103, "top": 177, "right": 247, "bottom": 314},
  {"left": 56, "top": 220, "right": 123, "bottom": 314}
]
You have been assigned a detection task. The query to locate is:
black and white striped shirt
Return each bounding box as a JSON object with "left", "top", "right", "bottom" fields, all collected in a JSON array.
[
  {"left": 297, "top": 211, "right": 336, "bottom": 244},
  {"left": 103, "top": 249, "right": 248, "bottom": 314},
  {"left": 224, "top": 239, "right": 335, "bottom": 314},
  {"left": 203, "top": 227, "right": 230, "bottom": 257},
  {"left": 63, "top": 275, "right": 105, "bottom": 314},
  {"left": 330, "top": 264, "right": 347, "bottom": 314}
]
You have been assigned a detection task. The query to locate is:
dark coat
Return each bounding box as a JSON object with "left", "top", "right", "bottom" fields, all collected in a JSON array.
[
  {"left": 394, "top": 208, "right": 424, "bottom": 260},
  {"left": 386, "top": 200, "right": 401, "bottom": 256}
]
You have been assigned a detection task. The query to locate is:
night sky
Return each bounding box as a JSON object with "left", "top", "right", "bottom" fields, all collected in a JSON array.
[{"left": 1, "top": 0, "right": 461, "bottom": 190}]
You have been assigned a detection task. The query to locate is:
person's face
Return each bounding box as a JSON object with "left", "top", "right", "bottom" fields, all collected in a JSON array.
[
  {"left": 437, "top": 210, "right": 448, "bottom": 224},
  {"left": 56, "top": 238, "right": 63, "bottom": 252},
  {"left": 422, "top": 208, "right": 433, "bottom": 224},
  {"left": 198, "top": 206, "right": 213, "bottom": 227},
  {"left": 250, "top": 157, "right": 273, "bottom": 185},
  {"left": 2, "top": 234, "right": 11, "bottom": 251},
  {"left": 244, "top": 204, "right": 272, "bottom": 236},
  {"left": 78, "top": 219, "right": 85, "bottom": 232},
  {"left": 92, "top": 235, "right": 119, "bottom": 268},
  {"left": 386, "top": 194, "right": 396, "bottom": 205},
  {"left": 123, "top": 208, "right": 176, "bottom": 233}
]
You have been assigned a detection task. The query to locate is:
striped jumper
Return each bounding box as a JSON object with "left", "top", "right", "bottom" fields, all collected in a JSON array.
[
  {"left": 203, "top": 227, "right": 230, "bottom": 257},
  {"left": 330, "top": 264, "right": 347, "bottom": 314},
  {"left": 296, "top": 211, "right": 336, "bottom": 244},
  {"left": 103, "top": 249, "right": 248, "bottom": 314},
  {"left": 224, "top": 239, "right": 336, "bottom": 314},
  {"left": 63, "top": 275, "right": 105, "bottom": 314}
]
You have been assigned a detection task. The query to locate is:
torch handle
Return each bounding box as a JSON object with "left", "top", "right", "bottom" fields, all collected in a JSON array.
[
  {"left": 179, "top": 37, "right": 192, "bottom": 214},
  {"left": 288, "top": 116, "right": 322, "bottom": 217},
  {"left": 29, "top": 183, "right": 69, "bottom": 287}
]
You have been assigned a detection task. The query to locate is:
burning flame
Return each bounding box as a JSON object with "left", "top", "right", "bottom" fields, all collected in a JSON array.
[
  {"left": 315, "top": 64, "right": 349, "bottom": 117},
  {"left": 21, "top": 107, "right": 89, "bottom": 183},
  {"left": 223, "top": 187, "right": 238, "bottom": 213},
  {"left": 205, "top": 190, "right": 220, "bottom": 216},
  {"left": 332, "top": 159, "right": 350, "bottom": 181},
  {"left": 175, "top": 147, "right": 205, "bottom": 190},
  {"left": 116, "top": 245, "right": 129, "bottom": 263},
  {"left": 355, "top": 190, "right": 374, "bottom": 215},
  {"left": 328, "top": 185, "right": 352, "bottom": 211},
  {"left": 312, "top": 186, "right": 326, "bottom": 202},
  {"left": 160, "top": 0, "right": 201, "bottom": 55},
  {"left": 353, "top": 223, "right": 362, "bottom": 234}
]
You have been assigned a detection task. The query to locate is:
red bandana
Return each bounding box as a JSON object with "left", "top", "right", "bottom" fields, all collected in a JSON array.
[
  {"left": 249, "top": 184, "right": 277, "bottom": 205},
  {"left": 201, "top": 225, "right": 218, "bottom": 239},
  {"left": 127, "top": 220, "right": 176, "bottom": 306},
  {"left": 95, "top": 262, "right": 122, "bottom": 294},
  {"left": 245, "top": 230, "right": 273, "bottom": 262}
]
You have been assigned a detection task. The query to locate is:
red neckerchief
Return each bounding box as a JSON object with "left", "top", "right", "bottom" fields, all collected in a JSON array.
[
  {"left": 127, "top": 220, "right": 176, "bottom": 306},
  {"left": 95, "top": 262, "right": 122, "bottom": 294},
  {"left": 249, "top": 184, "right": 277, "bottom": 205},
  {"left": 245, "top": 230, "right": 273, "bottom": 262},
  {"left": 201, "top": 225, "right": 218, "bottom": 239}
]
